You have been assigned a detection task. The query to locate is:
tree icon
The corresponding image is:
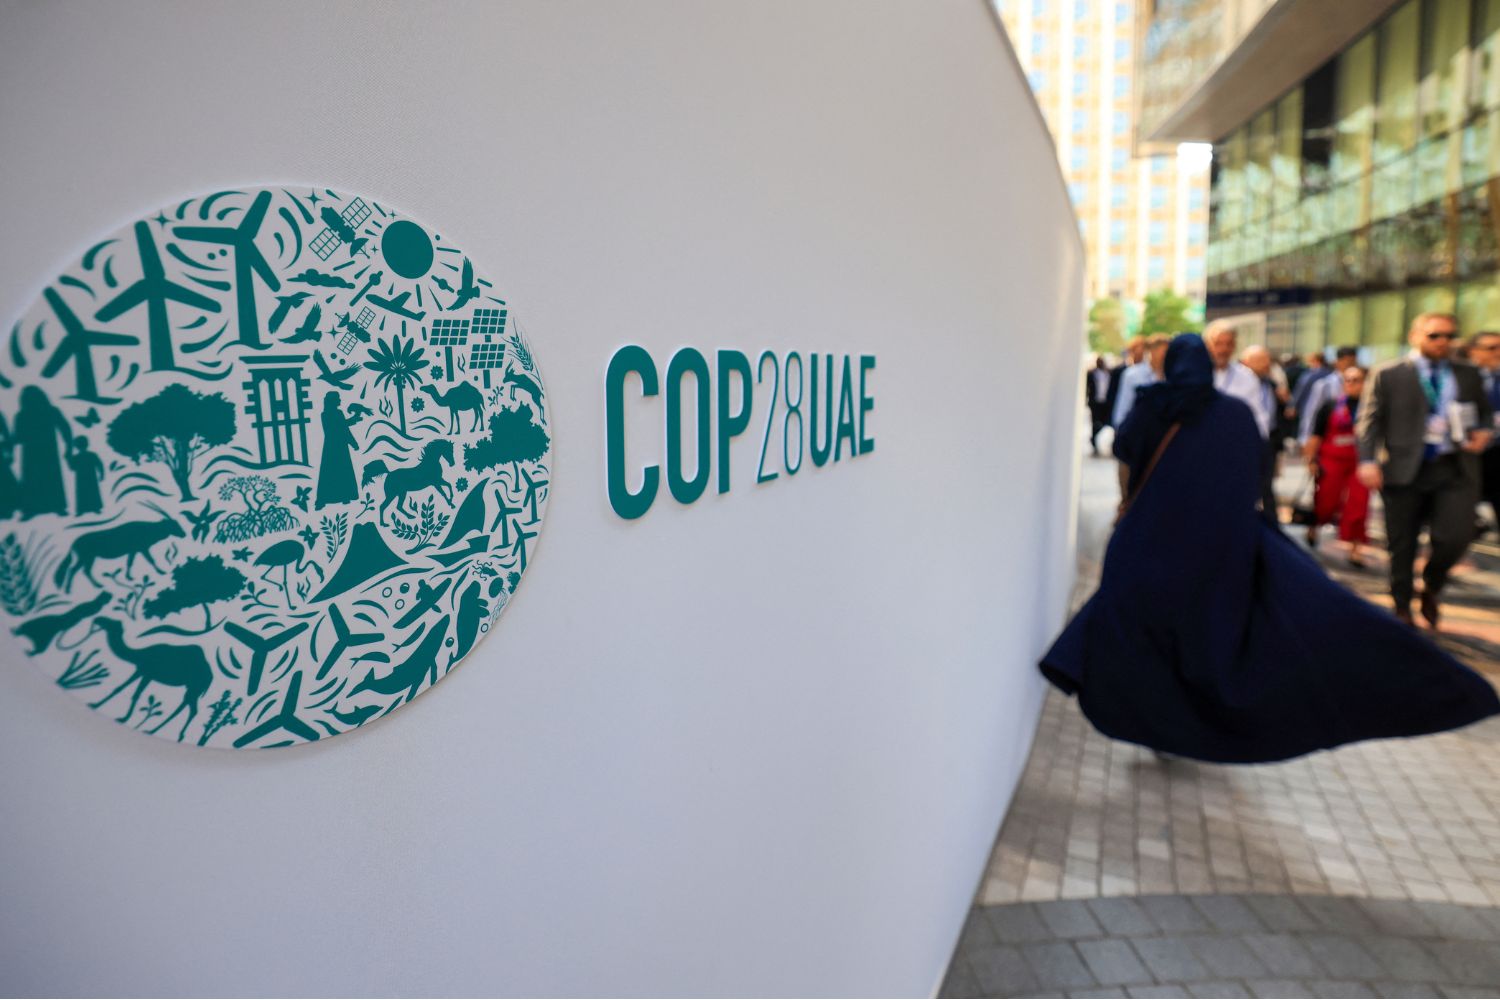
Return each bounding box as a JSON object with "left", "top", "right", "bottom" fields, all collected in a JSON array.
[
  {"left": 215, "top": 476, "right": 296, "bottom": 543},
  {"left": 463, "top": 403, "right": 550, "bottom": 481},
  {"left": 364, "top": 336, "right": 427, "bottom": 434},
  {"left": 142, "top": 554, "right": 248, "bottom": 630},
  {"left": 106, "top": 384, "right": 236, "bottom": 501}
]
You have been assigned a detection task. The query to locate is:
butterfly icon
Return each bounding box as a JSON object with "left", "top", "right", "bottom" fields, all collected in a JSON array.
[{"left": 76, "top": 408, "right": 101, "bottom": 428}]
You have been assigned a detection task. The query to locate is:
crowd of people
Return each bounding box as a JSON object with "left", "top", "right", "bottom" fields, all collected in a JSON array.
[{"left": 1060, "top": 316, "right": 1500, "bottom": 764}]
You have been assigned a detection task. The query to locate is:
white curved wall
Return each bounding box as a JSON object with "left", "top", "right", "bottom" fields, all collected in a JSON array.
[{"left": 0, "top": 2, "right": 1083, "bottom": 995}]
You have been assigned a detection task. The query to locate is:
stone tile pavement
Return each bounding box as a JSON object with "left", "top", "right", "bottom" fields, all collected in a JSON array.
[
  {"left": 943, "top": 894, "right": 1500, "bottom": 998},
  {"left": 941, "top": 448, "right": 1500, "bottom": 998}
]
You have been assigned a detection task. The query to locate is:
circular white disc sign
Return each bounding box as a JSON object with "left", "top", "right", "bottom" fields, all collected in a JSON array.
[{"left": 0, "top": 187, "right": 550, "bottom": 747}]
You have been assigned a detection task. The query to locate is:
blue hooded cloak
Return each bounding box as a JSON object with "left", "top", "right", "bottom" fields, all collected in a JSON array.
[{"left": 1040, "top": 335, "right": 1498, "bottom": 763}]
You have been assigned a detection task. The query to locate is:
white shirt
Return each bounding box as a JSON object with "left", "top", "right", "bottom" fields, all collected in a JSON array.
[
  {"left": 1297, "top": 373, "right": 1341, "bottom": 443},
  {"left": 1214, "top": 361, "right": 1272, "bottom": 439},
  {"left": 1112, "top": 361, "right": 1159, "bottom": 427},
  {"left": 1090, "top": 368, "right": 1110, "bottom": 402}
]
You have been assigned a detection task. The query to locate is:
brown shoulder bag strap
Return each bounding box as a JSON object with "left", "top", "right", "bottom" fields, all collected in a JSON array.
[{"left": 1115, "top": 422, "right": 1181, "bottom": 524}]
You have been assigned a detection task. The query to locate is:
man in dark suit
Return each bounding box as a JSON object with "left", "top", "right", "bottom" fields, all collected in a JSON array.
[
  {"left": 1469, "top": 331, "right": 1500, "bottom": 534},
  {"left": 1357, "top": 312, "right": 1494, "bottom": 628},
  {"left": 1085, "top": 355, "right": 1112, "bottom": 456}
]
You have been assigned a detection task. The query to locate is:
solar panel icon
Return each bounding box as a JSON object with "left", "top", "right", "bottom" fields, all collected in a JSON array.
[
  {"left": 471, "top": 307, "right": 508, "bottom": 338},
  {"left": 430, "top": 318, "right": 471, "bottom": 380},
  {"left": 467, "top": 307, "right": 510, "bottom": 386},
  {"left": 430, "top": 318, "right": 470, "bottom": 346}
]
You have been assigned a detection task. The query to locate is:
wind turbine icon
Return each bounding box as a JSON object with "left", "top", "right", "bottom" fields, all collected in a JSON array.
[
  {"left": 231, "top": 670, "right": 320, "bottom": 747},
  {"left": 223, "top": 619, "right": 309, "bottom": 695},
  {"left": 94, "top": 221, "right": 222, "bottom": 371},
  {"left": 519, "top": 467, "right": 548, "bottom": 524},
  {"left": 174, "top": 190, "right": 280, "bottom": 349},
  {"left": 489, "top": 489, "right": 523, "bottom": 546},
  {"left": 509, "top": 523, "right": 538, "bottom": 573},
  {"left": 40, "top": 287, "right": 139, "bottom": 402}
]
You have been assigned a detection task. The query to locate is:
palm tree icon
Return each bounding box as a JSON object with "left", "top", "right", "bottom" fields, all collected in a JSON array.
[
  {"left": 364, "top": 335, "right": 427, "bottom": 434},
  {"left": 174, "top": 190, "right": 280, "bottom": 349}
]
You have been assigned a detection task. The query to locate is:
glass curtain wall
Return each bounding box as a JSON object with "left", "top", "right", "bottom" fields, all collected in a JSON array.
[{"left": 1207, "top": 0, "right": 1500, "bottom": 358}]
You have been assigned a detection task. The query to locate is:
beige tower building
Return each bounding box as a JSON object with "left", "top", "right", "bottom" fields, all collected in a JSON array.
[{"left": 996, "top": 0, "right": 1210, "bottom": 308}]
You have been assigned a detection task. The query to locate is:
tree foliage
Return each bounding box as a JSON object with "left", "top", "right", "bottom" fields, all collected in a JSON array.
[
  {"left": 364, "top": 336, "right": 427, "bottom": 434},
  {"left": 215, "top": 475, "right": 296, "bottom": 542},
  {"left": 1087, "top": 298, "right": 1128, "bottom": 354},
  {"left": 464, "top": 404, "right": 550, "bottom": 475},
  {"left": 106, "top": 384, "right": 236, "bottom": 501},
  {"left": 142, "top": 554, "right": 246, "bottom": 627},
  {"left": 1139, "top": 289, "right": 1202, "bottom": 338}
]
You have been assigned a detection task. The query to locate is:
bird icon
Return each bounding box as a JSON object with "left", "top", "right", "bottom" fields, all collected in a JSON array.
[
  {"left": 312, "top": 349, "right": 357, "bottom": 390},
  {"left": 280, "top": 303, "right": 324, "bottom": 344},
  {"left": 447, "top": 258, "right": 480, "bottom": 311},
  {"left": 345, "top": 402, "right": 373, "bottom": 423},
  {"left": 267, "top": 292, "right": 312, "bottom": 334}
]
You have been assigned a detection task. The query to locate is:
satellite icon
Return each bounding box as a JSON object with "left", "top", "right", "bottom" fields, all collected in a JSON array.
[
  {"left": 310, "top": 198, "right": 373, "bottom": 261},
  {"left": 336, "top": 306, "right": 376, "bottom": 354}
]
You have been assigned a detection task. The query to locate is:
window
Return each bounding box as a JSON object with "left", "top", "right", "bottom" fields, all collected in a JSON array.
[
  {"left": 1112, "top": 186, "right": 1128, "bottom": 207},
  {"left": 1075, "top": 36, "right": 1089, "bottom": 58},
  {"left": 1110, "top": 219, "right": 1127, "bottom": 243},
  {"left": 1150, "top": 155, "right": 1168, "bottom": 175},
  {"left": 1187, "top": 257, "right": 1206, "bottom": 279},
  {"left": 1032, "top": 33, "right": 1047, "bottom": 57},
  {"left": 1115, "top": 3, "right": 1129, "bottom": 24},
  {"left": 1073, "top": 110, "right": 1090, "bottom": 133},
  {"left": 1027, "top": 70, "right": 1047, "bottom": 91},
  {"left": 1149, "top": 221, "right": 1167, "bottom": 246},
  {"left": 1188, "top": 186, "right": 1205, "bottom": 210},
  {"left": 1115, "top": 38, "right": 1131, "bottom": 61},
  {"left": 1075, "top": 0, "right": 1090, "bottom": 18},
  {"left": 1069, "top": 182, "right": 1087, "bottom": 204},
  {"left": 1111, "top": 148, "right": 1129, "bottom": 172},
  {"left": 1071, "top": 146, "right": 1089, "bottom": 171},
  {"left": 1188, "top": 222, "right": 1206, "bottom": 245},
  {"left": 1114, "top": 74, "right": 1129, "bottom": 99},
  {"left": 1151, "top": 185, "right": 1168, "bottom": 208},
  {"left": 1113, "top": 111, "right": 1129, "bottom": 135},
  {"left": 1110, "top": 255, "right": 1126, "bottom": 279},
  {"left": 1148, "top": 256, "right": 1167, "bottom": 280},
  {"left": 1033, "top": 0, "right": 1047, "bottom": 16},
  {"left": 1074, "top": 72, "right": 1090, "bottom": 95}
]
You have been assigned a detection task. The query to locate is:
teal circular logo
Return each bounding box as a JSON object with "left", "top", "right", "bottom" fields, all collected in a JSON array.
[{"left": 0, "top": 187, "right": 551, "bottom": 747}]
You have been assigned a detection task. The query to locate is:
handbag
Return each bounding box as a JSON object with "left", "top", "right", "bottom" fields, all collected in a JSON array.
[
  {"left": 1115, "top": 423, "right": 1181, "bottom": 525},
  {"left": 1288, "top": 466, "right": 1318, "bottom": 526}
]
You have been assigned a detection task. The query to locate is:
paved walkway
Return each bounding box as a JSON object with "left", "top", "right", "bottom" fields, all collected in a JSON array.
[{"left": 942, "top": 444, "right": 1500, "bottom": 998}]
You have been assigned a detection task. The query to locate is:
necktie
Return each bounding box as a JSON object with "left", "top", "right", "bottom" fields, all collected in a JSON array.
[{"left": 1423, "top": 363, "right": 1443, "bottom": 460}]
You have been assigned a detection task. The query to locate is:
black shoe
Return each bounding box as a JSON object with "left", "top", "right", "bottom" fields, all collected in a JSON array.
[
  {"left": 1420, "top": 591, "right": 1441, "bottom": 631},
  {"left": 1395, "top": 605, "right": 1415, "bottom": 627}
]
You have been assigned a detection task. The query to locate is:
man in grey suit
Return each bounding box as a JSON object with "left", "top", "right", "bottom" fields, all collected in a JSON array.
[{"left": 1357, "top": 312, "right": 1494, "bottom": 628}]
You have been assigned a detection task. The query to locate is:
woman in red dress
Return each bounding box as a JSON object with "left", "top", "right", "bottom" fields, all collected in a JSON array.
[{"left": 1304, "top": 365, "right": 1370, "bottom": 566}]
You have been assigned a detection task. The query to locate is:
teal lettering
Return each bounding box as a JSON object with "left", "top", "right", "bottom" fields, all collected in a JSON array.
[
  {"left": 716, "top": 349, "right": 752, "bottom": 494},
  {"left": 834, "top": 354, "right": 857, "bottom": 461},
  {"left": 858, "top": 354, "right": 875, "bottom": 455},
  {"left": 809, "top": 352, "right": 834, "bottom": 467},
  {"left": 666, "top": 347, "right": 711, "bottom": 504},
  {"left": 605, "top": 345, "right": 660, "bottom": 520}
]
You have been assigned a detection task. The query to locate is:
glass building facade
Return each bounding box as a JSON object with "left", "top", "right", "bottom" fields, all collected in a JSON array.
[{"left": 1206, "top": 0, "right": 1500, "bottom": 360}]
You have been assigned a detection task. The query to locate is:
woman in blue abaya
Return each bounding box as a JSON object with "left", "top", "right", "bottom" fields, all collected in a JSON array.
[{"left": 1040, "top": 334, "right": 1499, "bottom": 763}]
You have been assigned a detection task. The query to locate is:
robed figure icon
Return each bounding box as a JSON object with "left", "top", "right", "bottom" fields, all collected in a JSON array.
[
  {"left": 14, "top": 385, "right": 72, "bottom": 519},
  {"left": 67, "top": 435, "right": 105, "bottom": 515},
  {"left": 316, "top": 391, "right": 359, "bottom": 509}
]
